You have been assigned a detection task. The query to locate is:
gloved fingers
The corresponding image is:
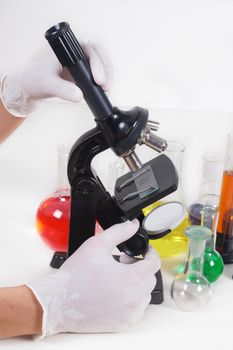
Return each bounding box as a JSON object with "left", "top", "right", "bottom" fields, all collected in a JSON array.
[
  {"left": 129, "top": 295, "right": 151, "bottom": 327},
  {"left": 100, "top": 219, "right": 139, "bottom": 250},
  {"left": 128, "top": 274, "right": 156, "bottom": 307},
  {"left": 41, "top": 76, "right": 83, "bottom": 102},
  {"left": 89, "top": 41, "right": 113, "bottom": 91},
  {"left": 129, "top": 245, "right": 161, "bottom": 276},
  {"left": 81, "top": 40, "right": 113, "bottom": 91},
  {"left": 140, "top": 275, "right": 157, "bottom": 297}
]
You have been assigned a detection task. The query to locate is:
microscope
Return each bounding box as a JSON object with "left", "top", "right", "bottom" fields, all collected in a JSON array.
[{"left": 45, "top": 22, "right": 181, "bottom": 304}]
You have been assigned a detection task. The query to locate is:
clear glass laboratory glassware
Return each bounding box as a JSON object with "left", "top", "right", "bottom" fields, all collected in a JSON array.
[
  {"left": 107, "top": 158, "right": 126, "bottom": 195},
  {"left": 143, "top": 140, "right": 190, "bottom": 257},
  {"left": 187, "top": 153, "right": 224, "bottom": 281},
  {"left": 201, "top": 206, "right": 224, "bottom": 283},
  {"left": 171, "top": 225, "right": 212, "bottom": 312},
  {"left": 188, "top": 152, "right": 224, "bottom": 225},
  {"left": 36, "top": 144, "right": 102, "bottom": 252},
  {"left": 36, "top": 144, "right": 71, "bottom": 251},
  {"left": 216, "top": 134, "right": 233, "bottom": 263}
]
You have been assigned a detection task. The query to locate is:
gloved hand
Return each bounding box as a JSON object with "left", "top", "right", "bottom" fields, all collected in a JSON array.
[
  {"left": 26, "top": 220, "right": 160, "bottom": 337},
  {"left": 0, "top": 41, "right": 112, "bottom": 117}
]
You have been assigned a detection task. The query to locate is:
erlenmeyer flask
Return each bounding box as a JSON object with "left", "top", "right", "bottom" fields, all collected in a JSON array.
[
  {"left": 36, "top": 144, "right": 102, "bottom": 252},
  {"left": 143, "top": 140, "right": 190, "bottom": 257},
  {"left": 216, "top": 134, "right": 233, "bottom": 263}
]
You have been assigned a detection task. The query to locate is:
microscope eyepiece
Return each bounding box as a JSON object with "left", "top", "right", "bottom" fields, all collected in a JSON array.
[
  {"left": 45, "top": 22, "right": 86, "bottom": 67},
  {"left": 45, "top": 22, "right": 70, "bottom": 40},
  {"left": 45, "top": 21, "right": 114, "bottom": 120}
]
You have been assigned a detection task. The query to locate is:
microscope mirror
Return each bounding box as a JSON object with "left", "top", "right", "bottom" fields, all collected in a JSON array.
[{"left": 142, "top": 201, "right": 186, "bottom": 239}]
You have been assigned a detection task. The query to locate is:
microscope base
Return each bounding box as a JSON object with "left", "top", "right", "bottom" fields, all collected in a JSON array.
[
  {"left": 50, "top": 251, "right": 67, "bottom": 269},
  {"left": 50, "top": 251, "right": 164, "bottom": 305}
]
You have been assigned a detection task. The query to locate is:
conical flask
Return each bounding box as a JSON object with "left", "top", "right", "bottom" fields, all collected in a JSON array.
[
  {"left": 143, "top": 140, "right": 190, "bottom": 257},
  {"left": 36, "top": 144, "right": 102, "bottom": 252}
]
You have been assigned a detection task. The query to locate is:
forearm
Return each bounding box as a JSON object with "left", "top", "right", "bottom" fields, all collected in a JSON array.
[
  {"left": 0, "top": 285, "right": 42, "bottom": 338},
  {"left": 0, "top": 100, "right": 25, "bottom": 144}
]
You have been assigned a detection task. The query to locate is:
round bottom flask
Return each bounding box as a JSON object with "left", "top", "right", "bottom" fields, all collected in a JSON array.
[
  {"left": 201, "top": 205, "right": 224, "bottom": 283},
  {"left": 36, "top": 144, "right": 102, "bottom": 252},
  {"left": 171, "top": 226, "right": 212, "bottom": 311}
]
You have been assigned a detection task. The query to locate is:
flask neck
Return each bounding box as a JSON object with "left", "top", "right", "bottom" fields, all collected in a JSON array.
[
  {"left": 107, "top": 158, "right": 126, "bottom": 195},
  {"left": 163, "top": 140, "right": 185, "bottom": 203},
  {"left": 56, "top": 144, "right": 70, "bottom": 192},
  {"left": 200, "top": 153, "right": 224, "bottom": 197},
  {"left": 187, "top": 238, "right": 206, "bottom": 275},
  {"left": 224, "top": 134, "right": 233, "bottom": 171},
  {"left": 201, "top": 206, "right": 219, "bottom": 250}
]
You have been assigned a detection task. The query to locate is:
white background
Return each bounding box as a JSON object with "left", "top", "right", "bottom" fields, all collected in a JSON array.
[
  {"left": 1, "top": 0, "right": 233, "bottom": 111},
  {"left": 0, "top": 1, "right": 233, "bottom": 349}
]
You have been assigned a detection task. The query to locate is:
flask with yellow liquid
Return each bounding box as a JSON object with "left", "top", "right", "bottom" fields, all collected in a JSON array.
[{"left": 143, "top": 140, "right": 190, "bottom": 257}]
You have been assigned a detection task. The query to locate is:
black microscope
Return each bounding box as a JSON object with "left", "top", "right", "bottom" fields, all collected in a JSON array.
[{"left": 45, "top": 22, "right": 180, "bottom": 304}]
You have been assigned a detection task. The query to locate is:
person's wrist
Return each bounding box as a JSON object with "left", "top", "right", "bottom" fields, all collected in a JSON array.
[
  {"left": 20, "top": 285, "right": 43, "bottom": 336},
  {"left": 0, "top": 285, "right": 43, "bottom": 338}
]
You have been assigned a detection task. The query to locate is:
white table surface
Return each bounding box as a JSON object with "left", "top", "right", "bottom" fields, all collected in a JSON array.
[{"left": 0, "top": 193, "right": 232, "bottom": 350}]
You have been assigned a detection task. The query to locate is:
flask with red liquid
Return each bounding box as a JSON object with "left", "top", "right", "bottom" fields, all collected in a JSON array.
[
  {"left": 36, "top": 144, "right": 102, "bottom": 252},
  {"left": 216, "top": 135, "right": 233, "bottom": 263}
]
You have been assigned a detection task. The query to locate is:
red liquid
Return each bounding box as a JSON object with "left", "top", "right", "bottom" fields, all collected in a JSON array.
[{"left": 36, "top": 195, "right": 102, "bottom": 251}]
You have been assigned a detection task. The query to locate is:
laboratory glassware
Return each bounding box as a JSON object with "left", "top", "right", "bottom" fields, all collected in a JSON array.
[
  {"left": 201, "top": 206, "right": 224, "bottom": 283},
  {"left": 216, "top": 134, "right": 233, "bottom": 263},
  {"left": 36, "top": 144, "right": 102, "bottom": 251},
  {"left": 143, "top": 140, "right": 189, "bottom": 257},
  {"left": 171, "top": 225, "right": 212, "bottom": 311},
  {"left": 107, "top": 158, "right": 126, "bottom": 195},
  {"left": 188, "top": 153, "right": 224, "bottom": 225}
]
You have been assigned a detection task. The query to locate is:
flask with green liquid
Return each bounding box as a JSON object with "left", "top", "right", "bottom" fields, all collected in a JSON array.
[
  {"left": 187, "top": 153, "right": 224, "bottom": 282},
  {"left": 201, "top": 205, "right": 224, "bottom": 283}
]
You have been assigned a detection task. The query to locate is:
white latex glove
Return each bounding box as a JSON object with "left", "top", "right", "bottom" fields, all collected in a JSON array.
[
  {"left": 0, "top": 41, "right": 112, "bottom": 117},
  {"left": 27, "top": 220, "right": 160, "bottom": 337}
]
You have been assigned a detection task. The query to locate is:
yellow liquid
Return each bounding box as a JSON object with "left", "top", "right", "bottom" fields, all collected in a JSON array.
[{"left": 143, "top": 201, "right": 190, "bottom": 257}]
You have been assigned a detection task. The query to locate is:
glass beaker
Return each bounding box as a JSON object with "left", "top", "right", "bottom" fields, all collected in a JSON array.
[
  {"left": 171, "top": 225, "right": 212, "bottom": 311},
  {"left": 216, "top": 134, "right": 233, "bottom": 263},
  {"left": 188, "top": 153, "right": 224, "bottom": 225},
  {"left": 143, "top": 140, "right": 190, "bottom": 257},
  {"left": 36, "top": 144, "right": 102, "bottom": 252},
  {"left": 107, "top": 158, "right": 126, "bottom": 195}
]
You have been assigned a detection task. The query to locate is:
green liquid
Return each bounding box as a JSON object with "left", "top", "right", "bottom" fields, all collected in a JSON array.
[{"left": 203, "top": 247, "right": 224, "bottom": 283}]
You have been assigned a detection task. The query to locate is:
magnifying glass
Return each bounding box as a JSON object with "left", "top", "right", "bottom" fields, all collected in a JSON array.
[{"left": 121, "top": 201, "right": 186, "bottom": 256}]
